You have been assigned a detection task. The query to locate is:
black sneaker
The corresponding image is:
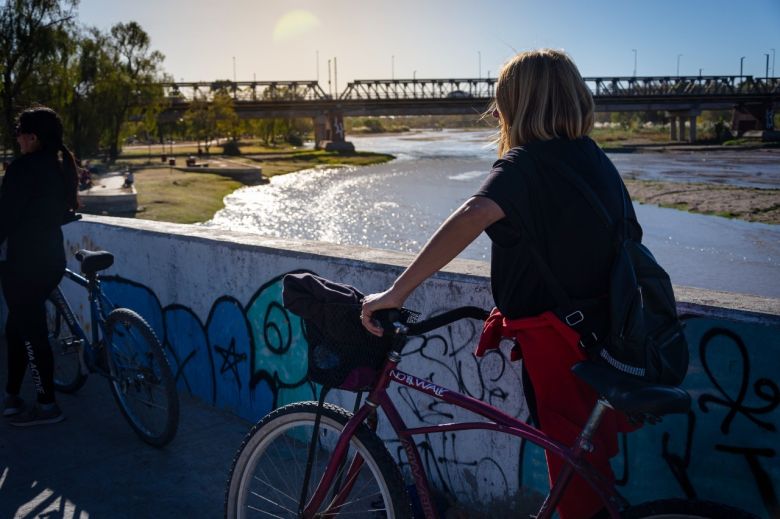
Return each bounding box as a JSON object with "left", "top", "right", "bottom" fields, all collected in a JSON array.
[
  {"left": 3, "top": 394, "right": 25, "bottom": 417},
  {"left": 9, "top": 403, "right": 65, "bottom": 427}
]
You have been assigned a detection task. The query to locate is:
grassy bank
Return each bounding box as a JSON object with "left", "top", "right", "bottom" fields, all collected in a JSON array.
[
  {"left": 625, "top": 179, "right": 780, "bottom": 225},
  {"left": 127, "top": 149, "right": 394, "bottom": 223},
  {"left": 134, "top": 168, "right": 242, "bottom": 223}
]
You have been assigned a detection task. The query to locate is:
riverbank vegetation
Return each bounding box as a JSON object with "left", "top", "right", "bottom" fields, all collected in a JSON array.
[
  {"left": 121, "top": 145, "right": 394, "bottom": 223},
  {"left": 133, "top": 168, "right": 242, "bottom": 224},
  {"left": 0, "top": 1, "right": 168, "bottom": 161},
  {"left": 625, "top": 179, "right": 780, "bottom": 225}
]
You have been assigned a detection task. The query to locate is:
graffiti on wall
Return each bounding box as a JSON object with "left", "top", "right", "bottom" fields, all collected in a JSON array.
[
  {"left": 101, "top": 272, "right": 316, "bottom": 422},
  {"left": 98, "top": 274, "right": 777, "bottom": 517}
]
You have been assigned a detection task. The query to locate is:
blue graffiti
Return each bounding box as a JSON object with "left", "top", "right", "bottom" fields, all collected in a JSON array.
[{"left": 101, "top": 272, "right": 315, "bottom": 422}]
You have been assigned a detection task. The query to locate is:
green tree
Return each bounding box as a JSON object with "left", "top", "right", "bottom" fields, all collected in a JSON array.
[
  {"left": 0, "top": 0, "right": 77, "bottom": 153},
  {"left": 183, "top": 90, "right": 235, "bottom": 154},
  {"left": 93, "top": 21, "right": 165, "bottom": 162}
]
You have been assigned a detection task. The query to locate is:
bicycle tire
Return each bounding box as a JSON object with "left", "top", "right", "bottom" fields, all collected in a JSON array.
[
  {"left": 224, "top": 401, "right": 413, "bottom": 518},
  {"left": 105, "top": 308, "right": 179, "bottom": 447},
  {"left": 622, "top": 498, "right": 760, "bottom": 518},
  {"left": 47, "top": 296, "right": 87, "bottom": 393}
]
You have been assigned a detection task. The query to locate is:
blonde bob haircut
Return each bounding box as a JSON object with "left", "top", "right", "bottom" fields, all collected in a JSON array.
[{"left": 493, "top": 49, "right": 594, "bottom": 156}]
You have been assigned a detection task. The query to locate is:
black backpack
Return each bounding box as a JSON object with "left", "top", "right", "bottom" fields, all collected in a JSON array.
[{"left": 526, "top": 158, "right": 689, "bottom": 386}]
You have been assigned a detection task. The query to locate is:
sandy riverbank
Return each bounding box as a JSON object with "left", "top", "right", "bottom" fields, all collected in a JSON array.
[{"left": 624, "top": 179, "right": 779, "bottom": 225}]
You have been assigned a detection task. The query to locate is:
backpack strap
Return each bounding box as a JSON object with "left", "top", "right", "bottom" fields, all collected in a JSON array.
[{"left": 511, "top": 148, "right": 611, "bottom": 350}]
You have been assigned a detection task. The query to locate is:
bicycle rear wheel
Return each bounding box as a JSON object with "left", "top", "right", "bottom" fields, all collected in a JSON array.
[
  {"left": 623, "top": 498, "right": 760, "bottom": 518},
  {"left": 105, "top": 308, "right": 179, "bottom": 447},
  {"left": 225, "top": 401, "right": 412, "bottom": 518},
  {"left": 46, "top": 296, "right": 87, "bottom": 393}
]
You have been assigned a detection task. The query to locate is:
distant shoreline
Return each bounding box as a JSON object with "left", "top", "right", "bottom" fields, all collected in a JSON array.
[{"left": 624, "top": 178, "right": 779, "bottom": 225}]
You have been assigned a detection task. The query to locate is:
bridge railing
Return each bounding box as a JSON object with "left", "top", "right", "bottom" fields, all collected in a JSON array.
[
  {"left": 160, "top": 76, "right": 779, "bottom": 106},
  {"left": 337, "top": 76, "right": 779, "bottom": 101},
  {"left": 163, "top": 80, "right": 329, "bottom": 103},
  {"left": 586, "top": 76, "right": 780, "bottom": 97},
  {"left": 338, "top": 78, "right": 497, "bottom": 100}
]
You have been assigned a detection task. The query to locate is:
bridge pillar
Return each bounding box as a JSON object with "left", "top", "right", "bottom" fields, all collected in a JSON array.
[
  {"left": 313, "top": 114, "right": 328, "bottom": 149},
  {"left": 731, "top": 103, "right": 774, "bottom": 136},
  {"left": 667, "top": 110, "right": 700, "bottom": 143},
  {"left": 314, "top": 110, "right": 354, "bottom": 152}
]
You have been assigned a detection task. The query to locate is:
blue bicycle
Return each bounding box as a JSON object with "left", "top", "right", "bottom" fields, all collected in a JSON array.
[{"left": 45, "top": 248, "right": 179, "bottom": 447}]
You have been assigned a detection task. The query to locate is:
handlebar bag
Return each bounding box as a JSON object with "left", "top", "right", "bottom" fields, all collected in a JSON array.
[{"left": 282, "top": 273, "right": 410, "bottom": 391}]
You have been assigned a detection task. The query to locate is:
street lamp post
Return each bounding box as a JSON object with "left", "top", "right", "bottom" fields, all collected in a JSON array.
[
  {"left": 632, "top": 49, "right": 637, "bottom": 77},
  {"left": 740, "top": 56, "right": 745, "bottom": 78},
  {"left": 767, "top": 54, "right": 771, "bottom": 80},
  {"left": 676, "top": 54, "right": 682, "bottom": 76}
]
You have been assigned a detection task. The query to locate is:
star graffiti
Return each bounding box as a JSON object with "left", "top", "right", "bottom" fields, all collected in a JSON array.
[{"left": 215, "top": 338, "right": 247, "bottom": 389}]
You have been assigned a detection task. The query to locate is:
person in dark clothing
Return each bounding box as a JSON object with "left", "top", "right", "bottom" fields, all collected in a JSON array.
[
  {"left": 1, "top": 106, "right": 79, "bottom": 426},
  {"left": 361, "top": 49, "right": 638, "bottom": 519}
]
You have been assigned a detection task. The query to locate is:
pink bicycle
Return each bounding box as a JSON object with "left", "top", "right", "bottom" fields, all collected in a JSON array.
[{"left": 224, "top": 306, "right": 757, "bottom": 518}]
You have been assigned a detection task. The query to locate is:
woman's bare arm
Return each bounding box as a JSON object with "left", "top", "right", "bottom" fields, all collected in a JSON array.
[{"left": 361, "top": 196, "right": 504, "bottom": 335}]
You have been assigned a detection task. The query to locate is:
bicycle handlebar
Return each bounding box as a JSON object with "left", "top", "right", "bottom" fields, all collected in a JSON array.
[{"left": 373, "top": 306, "right": 490, "bottom": 338}]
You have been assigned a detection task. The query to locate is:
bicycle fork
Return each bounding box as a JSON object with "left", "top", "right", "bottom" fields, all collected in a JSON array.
[{"left": 300, "top": 402, "right": 377, "bottom": 518}]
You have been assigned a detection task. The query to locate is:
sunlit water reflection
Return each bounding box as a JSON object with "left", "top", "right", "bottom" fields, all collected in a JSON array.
[{"left": 206, "top": 130, "right": 780, "bottom": 298}]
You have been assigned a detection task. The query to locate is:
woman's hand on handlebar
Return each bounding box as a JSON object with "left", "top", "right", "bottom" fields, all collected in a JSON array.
[{"left": 361, "top": 288, "right": 406, "bottom": 337}]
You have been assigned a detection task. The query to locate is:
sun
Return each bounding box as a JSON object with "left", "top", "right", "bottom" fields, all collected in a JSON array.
[{"left": 273, "top": 10, "right": 321, "bottom": 42}]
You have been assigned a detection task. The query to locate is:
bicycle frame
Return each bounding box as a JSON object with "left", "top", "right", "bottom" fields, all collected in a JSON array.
[
  {"left": 303, "top": 353, "right": 628, "bottom": 519},
  {"left": 50, "top": 267, "right": 117, "bottom": 372}
]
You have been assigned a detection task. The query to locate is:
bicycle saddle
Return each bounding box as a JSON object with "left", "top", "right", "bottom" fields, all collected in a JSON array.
[
  {"left": 572, "top": 361, "right": 691, "bottom": 418},
  {"left": 75, "top": 249, "right": 114, "bottom": 275}
]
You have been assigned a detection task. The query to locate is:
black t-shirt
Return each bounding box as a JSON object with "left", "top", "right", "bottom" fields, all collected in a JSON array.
[
  {"left": 0, "top": 151, "right": 67, "bottom": 275},
  {"left": 475, "top": 137, "right": 640, "bottom": 319}
]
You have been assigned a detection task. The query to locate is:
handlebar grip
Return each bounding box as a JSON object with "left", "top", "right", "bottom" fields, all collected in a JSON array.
[{"left": 372, "top": 308, "right": 405, "bottom": 338}]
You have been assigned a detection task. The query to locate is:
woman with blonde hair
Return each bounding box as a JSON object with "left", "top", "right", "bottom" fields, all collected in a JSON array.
[{"left": 361, "top": 49, "right": 640, "bottom": 519}]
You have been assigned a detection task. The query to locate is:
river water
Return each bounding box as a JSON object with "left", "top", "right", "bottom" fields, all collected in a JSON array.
[{"left": 205, "top": 130, "right": 780, "bottom": 298}]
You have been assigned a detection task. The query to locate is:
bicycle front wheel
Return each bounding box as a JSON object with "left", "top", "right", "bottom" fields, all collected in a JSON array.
[
  {"left": 225, "top": 401, "right": 412, "bottom": 518},
  {"left": 105, "top": 308, "right": 179, "bottom": 447},
  {"left": 623, "top": 498, "right": 759, "bottom": 518},
  {"left": 47, "top": 296, "right": 87, "bottom": 393}
]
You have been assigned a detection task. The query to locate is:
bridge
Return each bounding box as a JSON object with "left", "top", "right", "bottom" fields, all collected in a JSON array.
[{"left": 161, "top": 76, "right": 780, "bottom": 146}]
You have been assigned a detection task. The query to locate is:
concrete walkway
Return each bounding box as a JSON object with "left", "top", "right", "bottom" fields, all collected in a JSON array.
[
  {"left": 79, "top": 172, "right": 138, "bottom": 214},
  {"left": 0, "top": 344, "right": 253, "bottom": 518}
]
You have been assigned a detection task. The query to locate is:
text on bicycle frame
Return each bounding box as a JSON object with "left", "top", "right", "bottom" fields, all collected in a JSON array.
[{"left": 390, "top": 370, "right": 448, "bottom": 398}]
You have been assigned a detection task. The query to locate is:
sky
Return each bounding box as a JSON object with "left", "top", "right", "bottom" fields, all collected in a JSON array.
[{"left": 76, "top": 0, "right": 779, "bottom": 88}]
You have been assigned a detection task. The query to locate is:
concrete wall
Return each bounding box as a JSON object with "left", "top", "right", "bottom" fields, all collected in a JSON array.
[{"left": 46, "top": 216, "right": 780, "bottom": 517}]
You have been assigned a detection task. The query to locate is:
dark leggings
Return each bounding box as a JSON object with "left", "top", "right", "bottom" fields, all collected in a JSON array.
[{"left": 3, "top": 269, "right": 64, "bottom": 404}]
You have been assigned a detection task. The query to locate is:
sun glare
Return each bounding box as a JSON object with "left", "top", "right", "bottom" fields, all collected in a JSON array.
[{"left": 272, "top": 10, "right": 321, "bottom": 42}]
